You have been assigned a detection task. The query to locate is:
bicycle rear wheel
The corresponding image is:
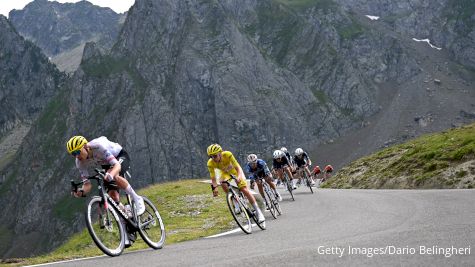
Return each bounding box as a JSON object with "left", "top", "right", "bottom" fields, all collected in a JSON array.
[
  {"left": 137, "top": 196, "right": 166, "bottom": 249},
  {"left": 226, "top": 192, "right": 252, "bottom": 234},
  {"left": 86, "top": 197, "right": 125, "bottom": 257}
]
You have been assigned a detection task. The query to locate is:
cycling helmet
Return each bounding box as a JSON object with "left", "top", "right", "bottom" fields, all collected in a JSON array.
[
  {"left": 295, "top": 148, "right": 304, "bottom": 156},
  {"left": 207, "top": 143, "right": 222, "bottom": 156},
  {"left": 247, "top": 154, "right": 258, "bottom": 163},
  {"left": 324, "top": 164, "right": 334, "bottom": 172},
  {"left": 280, "top": 147, "right": 288, "bottom": 153},
  {"left": 273, "top": 149, "right": 285, "bottom": 159},
  {"left": 66, "top": 136, "right": 88, "bottom": 154}
]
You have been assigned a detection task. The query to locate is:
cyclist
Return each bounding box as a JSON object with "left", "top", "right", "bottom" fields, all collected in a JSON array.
[
  {"left": 280, "top": 147, "right": 294, "bottom": 167},
  {"left": 272, "top": 149, "right": 297, "bottom": 189},
  {"left": 66, "top": 136, "right": 145, "bottom": 216},
  {"left": 244, "top": 154, "right": 282, "bottom": 203},
  {"left": 207, "top": 144, "right": 265, "bottom": 223},
  {"left": 322, "top": 164, "right": 334, "bottom": 183},
  {"left": 293, "top": 148, "right": 315, "bottom": 186}
]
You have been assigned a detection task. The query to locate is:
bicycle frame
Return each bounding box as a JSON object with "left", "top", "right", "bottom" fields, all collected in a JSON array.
[{"left": 72, "top": 169, "right": 140, "bottom": 232}]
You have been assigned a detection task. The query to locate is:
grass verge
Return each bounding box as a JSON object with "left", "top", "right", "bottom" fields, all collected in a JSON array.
[{"left": 1, "top": 179, "right": 233, "bottom": 266}]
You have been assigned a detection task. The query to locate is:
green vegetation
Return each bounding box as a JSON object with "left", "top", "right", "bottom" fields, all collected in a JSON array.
[
  {"left": 323, "top": 123, "right": 475, "bottom": 189},
  {"left": 312, "top": 89, "right": 328, "bottom": 104},
  {"left": 1, "top": 179, "right": 233, "bottom": 266},
  {"left": 0, "top": 226, "right": 13, "bottom": 261},
  {"left": 35, "top": 89, "right": 69, "bottom": 169},
  {"left": 0, "top": 151, "right": 15, "bottom": 173},
  {"left": 81, "top": 56, "right": 147, "bottom": 93},
  {"left": 336, "top": 17, "right": 364, "bottom": 40},
  {"left": 444, "top": 0, "right": 475, "bottom": 34},
  {"left": 274, "top": 0, "right": 337, "bottom": 12}
]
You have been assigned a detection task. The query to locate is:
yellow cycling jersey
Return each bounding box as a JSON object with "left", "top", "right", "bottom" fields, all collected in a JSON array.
[{"left": 207, "top": 151, "right": 240, "bottom": 179}]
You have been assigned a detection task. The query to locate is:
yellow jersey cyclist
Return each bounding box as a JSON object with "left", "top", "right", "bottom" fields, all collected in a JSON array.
[
  {"left": 244, "top": 154, "right": 283, "bottom": 203},
  {"left": 207, "top": 144, "right": 265, "bottom": 223},
  {"left": 66, "top": 136, "right": 145, "bottom": 215}
]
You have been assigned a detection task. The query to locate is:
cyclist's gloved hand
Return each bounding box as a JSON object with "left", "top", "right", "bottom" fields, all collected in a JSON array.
[{"left": 211, "top": 184, "right": 219, "bottom": 197}]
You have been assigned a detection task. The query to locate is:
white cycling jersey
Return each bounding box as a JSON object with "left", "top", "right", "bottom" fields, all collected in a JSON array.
[{"left": 76, "top": 136, "right": 123, "bottom": 179}]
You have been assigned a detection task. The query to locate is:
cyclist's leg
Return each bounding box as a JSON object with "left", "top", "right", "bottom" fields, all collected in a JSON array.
[
  {"left": 220, "top": 179, "right": 230, "bottom": 194},
  {"left": 256, "top": 179, "right": 265, "bottom": 199},
  {"left": 285, "top": 166, "right": 297, "bottom": 188},
  {"left": 264, "top": 174, "right": 282, "bottom": 201}
]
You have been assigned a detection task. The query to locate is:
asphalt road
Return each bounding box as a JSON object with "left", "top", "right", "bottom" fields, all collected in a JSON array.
[{"left": 42, "top": 188, "right": 475, "bottom": 266}]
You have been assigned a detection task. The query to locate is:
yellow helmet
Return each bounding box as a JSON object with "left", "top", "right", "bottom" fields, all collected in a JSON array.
[
  {"left": 66, "top": 136, "right": 88, "bottom": 154},
  {"left": 207, "top": 143, "right": 222, "bottom": 156}
]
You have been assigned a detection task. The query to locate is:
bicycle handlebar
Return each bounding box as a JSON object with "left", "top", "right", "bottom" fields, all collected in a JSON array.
[{"left": 70, "top": 168, "right": 107, "bottom": 191}]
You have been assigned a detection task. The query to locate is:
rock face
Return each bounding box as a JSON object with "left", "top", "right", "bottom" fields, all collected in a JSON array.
[
  {"left": 0, "top": 0, "right": 474, "bottom": 259},
  {"left": 9, "top": 0, "right": 126, "bottom": 72},
  {"left": 0, "top": 15, "right": 63, "bottom": 139}
]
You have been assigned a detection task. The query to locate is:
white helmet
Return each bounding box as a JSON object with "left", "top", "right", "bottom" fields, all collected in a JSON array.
[
  {"left": 295, "top": 148, "right": 304, "bottom": 156},
  {"left": 280, "top": 147, "right": 287, "bottom": 153},
  {"left": 273, "top": 150, "right": 285, "bottom": 159},
  {"left": 247, "top": 154, "right": 258, "bottom": 163}
]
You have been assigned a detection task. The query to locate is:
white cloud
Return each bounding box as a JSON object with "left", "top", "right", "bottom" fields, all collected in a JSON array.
[{"left": 0, "top": 0, "right": 135, "bottom": 17}]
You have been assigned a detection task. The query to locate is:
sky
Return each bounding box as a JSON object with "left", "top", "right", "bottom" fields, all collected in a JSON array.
[{"left": 0, "top": 0, "right": 135, "bottom": 17}]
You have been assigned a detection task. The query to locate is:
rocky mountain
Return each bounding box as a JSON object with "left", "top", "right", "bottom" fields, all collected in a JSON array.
[
  {"left": 0, "top": 14, "right": 64, "bottom": 166},
  {"left": 0, "top": 14, "right": 65, "bottom": 257},
  {"left": 1, "top": 0, "right": 474, "bottom": 259},
  {"left": 9, "top": 0, "right": 126, "bottom": 72}
]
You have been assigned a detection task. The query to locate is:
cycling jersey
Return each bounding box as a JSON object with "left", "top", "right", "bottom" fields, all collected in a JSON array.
[
  {"left": 207, "top": 151, "right": 247, "bottom": 189},
  {"left": 245, "top": 159, "right": 271, "bottom": 181},
  {"left": 284, "top": 151, "right": 293, "bottom": 165},
  {"left": 312, "top": 166, "right": 321, "bottom": 174},
  {"left": 324, "top": 165, "right": 334, "bottom": 173},
  {"left": 273, "top": 155, "right": 290, "bottom": 169},
  {"left": 293, "top": 152, "right": 310, "bottom": 168},
  {"left": 76, "top": 136, "right": 123, "bottom": 179}
]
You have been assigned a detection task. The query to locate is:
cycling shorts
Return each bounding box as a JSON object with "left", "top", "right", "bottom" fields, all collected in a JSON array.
[
  {"left": 221, "top": 173, "right": 247, "bottom": 189},
  {"left": 250, "top": 168, "right": 271, "bottom": 181}
]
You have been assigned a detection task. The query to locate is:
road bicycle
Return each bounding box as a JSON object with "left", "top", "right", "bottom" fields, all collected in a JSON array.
[
  {"left": 282, "top": 171, "right": 295, "bottom": 201},
  {"left": 71, "top": 168, "right": 165, "bottom": 256},
  {"left": 224, "top": 176, "right": 266, "bottom": 234},
  {"left": 296, "top": 167, "right": 314, "bottom": 194},
  {"left": 255, "top": 176, "right": 282, "bottom": 219}
]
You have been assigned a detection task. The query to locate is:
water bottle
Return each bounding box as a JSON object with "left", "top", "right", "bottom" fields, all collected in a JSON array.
[{"left": 124, "top": 204, "right": 132, "bottom": 217}]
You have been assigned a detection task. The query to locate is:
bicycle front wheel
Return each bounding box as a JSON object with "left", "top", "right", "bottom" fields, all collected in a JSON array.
[
  {"left": 226, "top": 192, "right": 252, "bottom": 234},
  {"left": 264, "top": 188, "right": 277, "bottom": 219},
  {"left": 304, "top": 173, "right": 314, "bottom": 194},
  {"left": 284, "top": 174, "right": 295, "bottom": 201},
  {"left": 85, "top": 197, "right": 125, "bottom": 257},
  {"left": 138, "top": 196, "right": 166, "bottom": 249}
]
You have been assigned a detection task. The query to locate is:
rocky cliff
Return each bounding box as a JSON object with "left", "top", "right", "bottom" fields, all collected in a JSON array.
[
  {"left": 0, "top": 0, "right": 474, "bottom": 259},
  {"left": 0, "top": 14, "right": 64, "bottom": 152},
  {"left": 9, "top": 0, "right": 126, "bottom": 72}
]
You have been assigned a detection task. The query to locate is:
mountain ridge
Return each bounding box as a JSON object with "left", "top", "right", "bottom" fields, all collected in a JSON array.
[{"left": 0, "top": 0, "right": 474, "bottom": 259}]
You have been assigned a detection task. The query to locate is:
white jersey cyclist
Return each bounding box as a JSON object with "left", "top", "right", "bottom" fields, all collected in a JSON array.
[{"left": 76, "top": 136, "right": 123, "bottom": 179}]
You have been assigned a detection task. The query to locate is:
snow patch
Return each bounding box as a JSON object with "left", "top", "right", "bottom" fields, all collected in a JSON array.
[
  {"left": 412, "top": 38, "right": 442, "bottom": 50},
  {"left": 365, "top": 15, "right": 380, "bottom": 21}
]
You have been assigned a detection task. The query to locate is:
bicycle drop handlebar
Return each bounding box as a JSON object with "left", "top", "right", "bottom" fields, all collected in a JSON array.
[{"left": 70, "top": 168, "right": 107, "bottom": 192}]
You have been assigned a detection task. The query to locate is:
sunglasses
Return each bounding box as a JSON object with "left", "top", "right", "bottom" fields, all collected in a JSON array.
[
  {"left": 71, "top": 150, "right": 81, "bottom": 157},
  {"left": 209, "top": 154, "right": 219, "bottom": 159}
]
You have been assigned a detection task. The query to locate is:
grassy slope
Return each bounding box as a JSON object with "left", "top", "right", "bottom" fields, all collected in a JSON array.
[
  {"left": 1, "top": 179, "right": 233, "bottom": 266},
  {"left": 323, "top": 123, "right": 475, "bottom": 189}
]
